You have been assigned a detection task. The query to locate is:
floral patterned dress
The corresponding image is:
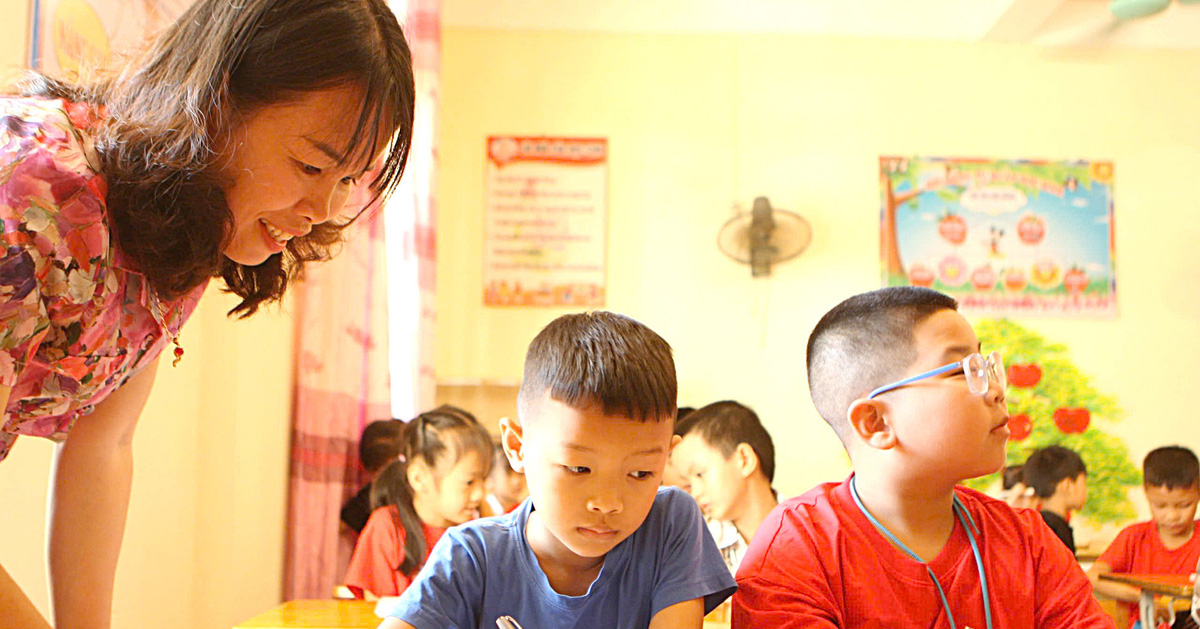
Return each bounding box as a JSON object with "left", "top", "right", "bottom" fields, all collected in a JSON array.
[{"left": 0, "top": 97, "right": 206, "bottom": 461}]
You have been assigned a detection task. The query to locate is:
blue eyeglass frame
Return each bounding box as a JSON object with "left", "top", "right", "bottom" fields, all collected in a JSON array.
[{"left": 867, "top": 351, "right": 1004, "bottom": 399}]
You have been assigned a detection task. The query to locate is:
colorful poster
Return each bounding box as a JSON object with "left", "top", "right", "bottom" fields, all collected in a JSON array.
[
  {"left": 484, "top": 136, "right": 608, "bottom": 307},
  {"left": 880, "top": 156, "right": 1116, "bottom": 317},
  {"left": 30, "top": 0, "right": 191, "bottom": 79}
]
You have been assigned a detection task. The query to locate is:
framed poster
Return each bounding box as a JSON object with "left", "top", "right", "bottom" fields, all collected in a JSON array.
[
  {"left": 29, "top": 0, "right": 191, "bottom": 78},
  {"left": 483, "top": 136, "right": 608, "bottom": 307},
  {"left": 881, "top": 156, "right": 1116, "bottom": 317}
]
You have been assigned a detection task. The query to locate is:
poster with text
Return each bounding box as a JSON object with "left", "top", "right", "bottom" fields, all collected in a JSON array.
[
  {"left": 484, "top": 136, "right": 608, "bottom": 307},
  {"left": 880, "top": 156, "right": 1116, "bottom": 317},
  {"left": 30, "top": 0, "right": 192, "bottom": 79}
]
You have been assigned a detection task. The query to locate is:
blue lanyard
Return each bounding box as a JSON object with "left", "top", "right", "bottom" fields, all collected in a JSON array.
[{"left": 849, "top": 477, "right": 993, "bottom": 629}]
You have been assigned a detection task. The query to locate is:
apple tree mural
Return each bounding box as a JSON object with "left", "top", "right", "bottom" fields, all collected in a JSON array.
[{"left": 963, "top": 319, "right": 1140, "bottom": 523}]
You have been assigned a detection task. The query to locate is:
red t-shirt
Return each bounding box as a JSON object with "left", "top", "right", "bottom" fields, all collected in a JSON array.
[
  {"left": 1097, "top": 520, "right": 1200, "bottom": 627},
  {"left": 733, "top": 475, "right": 1115, "bottom": 628},
  {"left": 343, "top": 505, "right": 446, "bottom": 597}
]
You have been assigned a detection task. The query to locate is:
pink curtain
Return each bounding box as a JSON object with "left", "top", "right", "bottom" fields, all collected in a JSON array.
[{"left": 283, "top": 0, "right": 440, "bottom": 600}]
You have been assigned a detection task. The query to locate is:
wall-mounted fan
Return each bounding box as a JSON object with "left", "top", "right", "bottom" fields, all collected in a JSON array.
[{"left": 717, "top": 197, "right": 812, "bottom": 277}]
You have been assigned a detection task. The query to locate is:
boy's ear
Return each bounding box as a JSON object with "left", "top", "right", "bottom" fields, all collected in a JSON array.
[
  {"left": 734, "top": 443, "right": 761, "bottom": 479},
  {"left": 669, "top": 434, "right": 682, "bottom": 453},
  {"left": 847, "top": 398, "right": 897, "bottom": 450},
  {"left": 498, "top": 416, "right": 526, "bottom": 473}
]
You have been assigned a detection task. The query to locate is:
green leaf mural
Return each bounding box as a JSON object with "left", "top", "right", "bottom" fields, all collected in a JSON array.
[{"left": 963, "top": 319, "right": 1140, "bottom": 523}]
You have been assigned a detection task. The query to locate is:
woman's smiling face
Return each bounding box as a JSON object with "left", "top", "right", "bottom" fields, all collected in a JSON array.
[{"left": 218, "top": 84, "right": 377, "bottom": 266}]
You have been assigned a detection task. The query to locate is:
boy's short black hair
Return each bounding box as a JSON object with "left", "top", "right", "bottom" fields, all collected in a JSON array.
[
  {"left": 1022, "top": 445, "right": 1087, "bottom": 498},
  {"left": 359, "top": 419, "right": 405, "bottom": 474},
  {"left": 806, "top": 286, "right": 958, "bottom": 442},
  {"left": 1143, "top": 446, "right": 1200, "bottom": 489},
  {"left": 677, "top": 400, "right": 776, "bottom": 483},
  {"left": 1001, "top": 465, "right": 1025, "bottom": 490},
  {"left": 518, "top": 311, "right": 677, "bottom": 423},
  {"left": 673, "top": 407, "right": 698, "bottom": 437}
]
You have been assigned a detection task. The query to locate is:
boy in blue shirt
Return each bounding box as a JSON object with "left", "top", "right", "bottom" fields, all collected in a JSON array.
[{"left": 382, "top": 311, "right": 736, "bottom": 629}]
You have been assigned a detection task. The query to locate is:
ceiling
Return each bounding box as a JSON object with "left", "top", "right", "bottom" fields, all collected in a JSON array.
[{"left": 443, "top": 0, "right": 1200, "bottom": 49}]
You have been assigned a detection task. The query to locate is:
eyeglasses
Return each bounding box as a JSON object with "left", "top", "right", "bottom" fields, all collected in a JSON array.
[{"left": 867, "top": 351, "right": 1005, "bottom": 399}]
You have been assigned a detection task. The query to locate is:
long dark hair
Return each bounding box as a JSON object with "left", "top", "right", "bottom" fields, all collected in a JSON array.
[
  {"left": 369, "top": 406, "right": 493, "bottom": 576},
  {"left": 18, "top": 0, "right": 414, "bottom": 316}
]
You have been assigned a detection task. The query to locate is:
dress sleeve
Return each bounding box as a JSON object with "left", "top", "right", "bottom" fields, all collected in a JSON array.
[
  {"left": 0, "top": 99, "right": 109, "bottom": 388},
  {"left": 343, "top": 506, "right": 406, "bottom": 598},
  {"left": 0, "top": 242, "right": 50, "bottom": 388},
  {"left": 732, "top": 505, "right": 842, "bottom": 629},
  {"left": 388, "top": 527, "right": 485, "bottom": 629},
  {"left": 650, "top": 488, "right": 738, "bottom": 617}
]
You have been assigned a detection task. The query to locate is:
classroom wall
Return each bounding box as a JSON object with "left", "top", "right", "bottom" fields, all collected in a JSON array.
[
  {"left": 436, "top": 29, "right": 1200, "bottom": 509},
  {"left": 0, "top": 3, "right": 295, "bottom": 626}
]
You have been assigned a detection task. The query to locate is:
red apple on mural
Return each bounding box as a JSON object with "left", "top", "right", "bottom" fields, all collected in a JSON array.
[
  {"left": 938, "top": 213, "right": 968, "bottom": 245},
  {"left": 1002, "top": 268, "right": 1027, "bottom": 292},
  {"left": 1017, "top": 213, "right": 1046, "bottom": 246},
  {"left": 1007, "top": 363, "right": 1043, "bottom": 388},
  {"left": 971, "top": 265, "right": 997, "bottom": 291},
  {"left": 1007, "top": 413, "right": 1032, "bottom": 441},
  {"left": 1053, "top": 407, "right": 1091, "bottom": 434},
  {"left": 908, "top": 264, "right": 935, "bottom": 288},
  {"left": 1064, "top": 266, "right": 1089, "bottom": 295}
]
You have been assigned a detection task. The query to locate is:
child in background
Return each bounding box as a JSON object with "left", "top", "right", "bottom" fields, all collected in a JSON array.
[
  {"left": 734, "top": 286, "right": 1113, "bottom": 628},
  {"left": 1089, "top": 446, "right": 1200, "bottom": 629},
  {"left": 1023, "top": 445, "right": 1088, "bottom": 555},
  {"left": 1000, "top": 464, "right": 1039, "bottom": 510},
  {"left": 482, "top": 439, "right": 528, "bottom": 516},
  {"left": 342, "top": 406, "right": 493, "bottom": 599},
  {"left": 382, "top": 311, "right": 736, "bottom": 629},
  {"left": 662, "top": 406, "right": 697, "bottom": 492},
  {"left": 341, "top": 419, "right": 406, "bottom": 535},
  {"left": 672, "top": 400, "right": 778, "bottom": 574}
]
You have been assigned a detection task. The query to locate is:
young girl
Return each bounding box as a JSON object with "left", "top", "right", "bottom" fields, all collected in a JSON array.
[
  {"left": 481, "top": 439, "right": 529, "bottom": 517},
  {"left": 343, "top": 406, "right": 493, "bottom": 598}
]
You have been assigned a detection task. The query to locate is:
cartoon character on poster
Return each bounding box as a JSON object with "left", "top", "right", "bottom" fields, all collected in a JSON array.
[
  {"left": 30, "top": 0, "right": 192, "bottom": 80},
  {"left": 880, "top": 157, "right": 1115, "bottom": 317}
]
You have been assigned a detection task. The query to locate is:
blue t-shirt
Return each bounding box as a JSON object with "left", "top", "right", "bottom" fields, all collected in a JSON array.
[{"left": 389, "top": 486, "right": 736, "bottom": 629}]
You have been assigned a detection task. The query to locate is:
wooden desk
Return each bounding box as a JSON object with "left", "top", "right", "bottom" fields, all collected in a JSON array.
[
  {"left": 235, "top": 599, "right": 732, "bottom": 628},
  {"left": 1099, "top": 573, "right": 1195, "bottom": 627},
  {"left": 235, "top": 600, "right": 379, "bottom": 629}
]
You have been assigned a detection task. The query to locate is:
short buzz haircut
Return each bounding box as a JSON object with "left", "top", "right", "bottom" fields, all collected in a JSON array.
[
  {"left": 1022, "top": 445, "right": 1087, "bottom": 499},
  {"left": 517, "top": 311, "right": 677, "bottom": 423},
  {"left": 806, "top": 286, "right": 958, "bottom": 442},
  {"left": 359, "top": 419, "right": 405, "bottom": 474},
  {"left": 1143, "top": 446, "right": 1200, "bottom": 489},
  {"left": 677, "top": 400, "right": 776, "bottom": 483}
]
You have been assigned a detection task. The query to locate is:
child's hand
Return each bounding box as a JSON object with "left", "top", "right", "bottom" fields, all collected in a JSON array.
[{"left": 1151, "top": 595, "right": 1176, "bottom": 628}]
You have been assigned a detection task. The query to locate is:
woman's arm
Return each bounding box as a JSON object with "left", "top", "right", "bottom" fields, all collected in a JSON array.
[
  {"left": 1, "top": 561, "right": 51, "bottom": 629},
  {"left": 48, "top": 359, "right": 160, "bottom": 629}
]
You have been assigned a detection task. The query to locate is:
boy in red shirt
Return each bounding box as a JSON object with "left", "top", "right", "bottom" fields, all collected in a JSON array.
[
  {"left": 733, "top": 286, "right": 1115, "bottom": 628},
  {"left": 1089, "top": 446, "right": 1200, "bottom": 628}
]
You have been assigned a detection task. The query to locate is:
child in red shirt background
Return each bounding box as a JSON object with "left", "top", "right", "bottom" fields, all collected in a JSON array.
[
  {"left": 343, "top": 405, "right": 493, "bottom": 598},
  {"left": 1089, "top": 446, "right": 1200, "bottom": 629},
  {"left": 733, "top": 286, "right": 1114, "bottom": 628}
]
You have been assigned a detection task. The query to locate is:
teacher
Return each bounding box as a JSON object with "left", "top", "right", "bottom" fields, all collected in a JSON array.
[{"left": 0, "top": 1, "right": 415, "bottom": 627}]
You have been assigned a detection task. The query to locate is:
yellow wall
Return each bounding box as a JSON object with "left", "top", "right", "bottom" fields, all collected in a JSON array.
[
  {"left": 437, "top": 29, "right": 1200, "bottom": 502},
  {"left": 0, "top": 2, "right": 295, "bottom": 625}
]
